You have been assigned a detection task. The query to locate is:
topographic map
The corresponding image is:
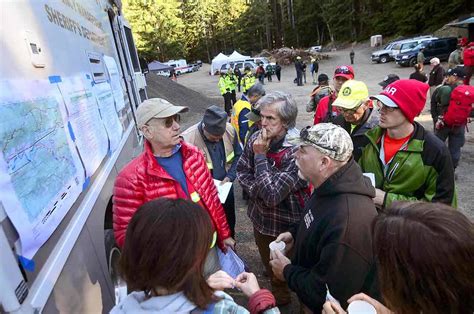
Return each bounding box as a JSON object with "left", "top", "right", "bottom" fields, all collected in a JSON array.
[
  {"left": 0, "top": 79, "right": 83, "bottom": 258},
  {"left": 0, "top": 97, "right": 78, "bottom": 222}
]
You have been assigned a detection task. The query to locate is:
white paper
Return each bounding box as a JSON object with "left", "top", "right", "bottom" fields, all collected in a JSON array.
[
  {"left": 213, "top": 179, "right": 233, "bottom": 203},
  {"left": 363, "top": 173, "right": 376, "bottom": 187},
  {"left": 92, "top": 82, "right": 123, "bottom": 152},
  {"left": 217, "top": 248, "right": 245, "bottom": 279},
  {"left": 57, "top": 76, "right": 109, "bottom": 177},
  {"left": 0, "top": 79, "right": 84, "bottom": 259},
  {"left": 103, "top": 55, "right": 126, "bottom": 112}
]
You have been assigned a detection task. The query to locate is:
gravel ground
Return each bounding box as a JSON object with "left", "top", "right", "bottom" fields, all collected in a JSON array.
[{"left": 145, "top": 46, "right": 473, "bottom": 313}]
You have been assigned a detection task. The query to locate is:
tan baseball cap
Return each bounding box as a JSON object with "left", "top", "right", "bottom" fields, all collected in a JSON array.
[{"left": 136, "top": 98, "right": 188, "bottom": 127}]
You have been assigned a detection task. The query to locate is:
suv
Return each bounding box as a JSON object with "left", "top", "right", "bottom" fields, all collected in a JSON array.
[
  {"left": 371, "top": 36, "right": 436, "bottom": 63},
  {"left": 395, "top": 37, "right": 457, "bottom": 67},
  {"left": 220, "top": 60, "right": 258, "bottom": 73},
  {"left": 371, "top": 40, "right": 404, "bottom": 63}
]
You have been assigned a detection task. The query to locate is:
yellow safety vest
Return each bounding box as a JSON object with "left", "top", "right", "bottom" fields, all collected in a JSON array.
[
  {"left": 231, "top": 99, "right": 254, "bottom": 145},
  {"left": 242, "top": 73, "right": 256, "bottom": 93}
]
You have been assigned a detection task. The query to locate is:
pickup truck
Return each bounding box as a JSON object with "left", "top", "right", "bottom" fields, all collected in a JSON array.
[{"left": 395, "top": 37, "right": 457, "bottom": 67}]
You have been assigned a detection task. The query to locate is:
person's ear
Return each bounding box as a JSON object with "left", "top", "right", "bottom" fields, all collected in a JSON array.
[{"left": 141, "top": 125, "right": 152, "bottom": 140}]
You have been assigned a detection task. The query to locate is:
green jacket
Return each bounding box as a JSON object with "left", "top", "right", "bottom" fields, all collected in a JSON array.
[{"left": 358, "top": 123, "right": 456, "bottom": 209}]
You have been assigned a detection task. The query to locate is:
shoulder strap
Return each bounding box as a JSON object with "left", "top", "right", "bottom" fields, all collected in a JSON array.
[{"left": 326, "top": 94, "right": 335, "bottom": 123}]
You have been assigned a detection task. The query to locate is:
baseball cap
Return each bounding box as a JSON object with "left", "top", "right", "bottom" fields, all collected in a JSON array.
[
  {"left": 202, "top": 105, "right": 227, "bottom": 136},
  {"left": 288, "top": 123, "right": 353, "bottom": 162},
  {"left": 318, "top": 73, "right": 329, "bottom": 83},
  {"left": 370, "top": 79, "right": 429, "bottom": 123},
  {"left": 378, "top": 74, "right": 400, "bottom": 88},
  {"left": 136, "top": 98, "right": 188, "bottom": 127},
  {"left": 445, "top": 66, "right": 466, "bottom": 78},
  {"left": 334, "top": 65, "right": 355, "bottom": 80},
  {"left": 296, "top": 56, "right": 302, "bottom": 60},
  {"left": 333, "top": 80, "right": 369, "bottom": 109}
]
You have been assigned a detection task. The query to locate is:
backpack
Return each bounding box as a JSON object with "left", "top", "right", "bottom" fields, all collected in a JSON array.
[{"left": 443, "top": 85, "right": 474, "bottom": 127}]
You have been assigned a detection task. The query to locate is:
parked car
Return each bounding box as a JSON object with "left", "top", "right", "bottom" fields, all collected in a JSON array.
[
  {"left": 395, "top": 37, "right": 457, "bottom": 67},
  {"left": 371, "top": 36, "right": 436, "bottom": 63},
  {"left": 220, "top": 60, "right": 258, "bottom": 73},
  {"left": 308, "top": 45, "right": 322, "bottom": 53}
]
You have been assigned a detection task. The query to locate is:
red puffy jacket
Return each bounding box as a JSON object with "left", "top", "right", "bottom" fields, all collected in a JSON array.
[{"left": 113, "top": 140, "right": 231, "bottom": 248}]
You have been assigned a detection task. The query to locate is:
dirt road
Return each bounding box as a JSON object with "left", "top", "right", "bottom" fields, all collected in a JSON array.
[{"left": 167, "top": 46, "right": 473, "bottom": 312}]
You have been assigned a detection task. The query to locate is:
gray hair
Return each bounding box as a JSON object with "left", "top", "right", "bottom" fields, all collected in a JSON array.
[
  {"left": 256, "top": 91, "right": 298, "bottom": 129},
  {"left": 247, "top": 83, "right": 266, "bottom": 97}
]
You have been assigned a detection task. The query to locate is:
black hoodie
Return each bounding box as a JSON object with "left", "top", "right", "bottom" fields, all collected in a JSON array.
[{"left": 283, "top": 159, "right": 378, "bottom": 312}]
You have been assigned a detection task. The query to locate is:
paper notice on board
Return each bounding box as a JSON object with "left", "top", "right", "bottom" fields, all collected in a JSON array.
[
  {"left": 57, "top": 76, "right": 109, "bottom": 177},
  {"left": 103, "top": 55, "right": 126, "bottom": 112},
  {"left": 0, "top": 79, "right": 84, "bottom": 259},
  {"left": 213, "top": 179, "right": 233, "bottom": 203},
  {"left": 92, "top": 82, "right": 123, "bottom": 153}
]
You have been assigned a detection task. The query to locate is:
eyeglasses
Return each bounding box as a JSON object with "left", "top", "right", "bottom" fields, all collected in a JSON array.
[
  {"left": 334, "top": 66, "right": 353, "bottom": 75},
  {"left": 341, "top": 101, "right": 364, "bottom": 114},
  {"left": 300, "top": 126, "right": 337, "bottom": 152},
  {"left": 375, "top": 101, "right": 398, "bottom": 113}
]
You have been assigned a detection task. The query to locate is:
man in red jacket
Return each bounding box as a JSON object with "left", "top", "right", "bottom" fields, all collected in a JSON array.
[
  {"left": 113, "top": 98, "right": 235, "bottom": 259},
  {"left": 313, "top": 65, "right": 355, "bottom": 124}
]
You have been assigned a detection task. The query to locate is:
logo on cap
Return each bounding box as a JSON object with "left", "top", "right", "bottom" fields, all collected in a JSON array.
[
  {"left": 342, "top": 87, "right": 352, "bottom": 96},
  {"left": 385, "top": 86, "right": 397, "bottom": 96}
]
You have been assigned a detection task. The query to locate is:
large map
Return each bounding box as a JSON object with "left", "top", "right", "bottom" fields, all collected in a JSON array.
[
  {"left": 1, "top": 97, "right": 79, "bottom": 221},
  {"left": 0, "top": 80, "right": 83, "bottom": 259}
]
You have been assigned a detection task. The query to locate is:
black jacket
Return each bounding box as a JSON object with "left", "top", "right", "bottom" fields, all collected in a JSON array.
[
  {"left": 284, "top": 159, "right": 378, "bottom": 312},
  {"left": 333, "top": 108, "right": 380, "bottom": 161},
  {"left": 409, "top": 71, "right": 428, "bottom": 83},
  {"left": 428, "top": 65, "right": 445, "bottom": 86}
]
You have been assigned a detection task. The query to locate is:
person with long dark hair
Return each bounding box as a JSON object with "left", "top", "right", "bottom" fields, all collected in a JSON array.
[
  {"left": 323, "top": 201, "right": 474, "bottom": 314},
  {"left": 112, "top": 198, "right": 279, "bottom": 313}
]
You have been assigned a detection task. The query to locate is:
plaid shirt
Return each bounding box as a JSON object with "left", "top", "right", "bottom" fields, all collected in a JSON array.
[{"left": 237, "top": 131, "right": 309, "bottom": 237}]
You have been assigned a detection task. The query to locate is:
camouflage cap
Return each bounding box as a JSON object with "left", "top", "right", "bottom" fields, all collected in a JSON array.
[{"left": 288, "top": 123, "right": 353, "bottom": 161}]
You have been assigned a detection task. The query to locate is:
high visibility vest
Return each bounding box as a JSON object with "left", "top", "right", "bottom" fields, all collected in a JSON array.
[
  {"left": 181, "top": 123, "right": 236, "bottom": 170},
  {"left": 218, "top": 76, "right": 227, "bottom": 95},
  {"left": 242, "top": 73, "right": 256, "bottom": 93},
  {"left": 226, "top": 73, "right": 237, "bottom": 91},
  {"left": 231, "top": 99, "right": 254, "bottom": 145}
]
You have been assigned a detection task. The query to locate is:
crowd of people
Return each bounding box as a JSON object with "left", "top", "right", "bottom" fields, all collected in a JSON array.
[{"left": 110, "top": 48, "right": 474, "bottom": 313}]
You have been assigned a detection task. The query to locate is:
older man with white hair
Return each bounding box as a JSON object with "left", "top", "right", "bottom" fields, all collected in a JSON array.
[
  {"left": 269, "top": 123, "right": 378, "bottom": 312},
  {"left": 428, "top": 57, "right": 445, "bottom": 97}
]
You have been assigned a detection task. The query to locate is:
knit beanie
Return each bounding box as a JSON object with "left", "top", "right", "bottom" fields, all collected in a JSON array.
[{"left": 371, "top": 79, "right": 429, "bottom": 123}]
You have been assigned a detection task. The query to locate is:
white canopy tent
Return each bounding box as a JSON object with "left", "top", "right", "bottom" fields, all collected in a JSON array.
[
  {"left": 210, "top": 53, "right": 230, "bottom": 75},
  {"left": 228, "top": 50, "right": 250, "bottom": 62}
]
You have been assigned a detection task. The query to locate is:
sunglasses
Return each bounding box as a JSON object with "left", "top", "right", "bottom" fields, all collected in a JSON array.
[
  {"left": 163, "top": 114, "right": 181, "bottom": 127},
  {"left": 300, "top": 126, "right": 337, "bottom": 152},
  {"left": 334, "top": 67, "right": 353, "bottom": 75}
]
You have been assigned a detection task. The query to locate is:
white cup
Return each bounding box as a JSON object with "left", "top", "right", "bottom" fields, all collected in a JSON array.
[
  {"left": 269, "top": 240, "right": 285, "bottom": 253},
  {"left": 347, "top": 300, "right": 376, "bottom": 314}
]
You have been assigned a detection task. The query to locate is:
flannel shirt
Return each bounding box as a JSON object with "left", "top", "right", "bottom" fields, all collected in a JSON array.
[{"left": 237, "top": 131, "right": 309, "bottom": 237}]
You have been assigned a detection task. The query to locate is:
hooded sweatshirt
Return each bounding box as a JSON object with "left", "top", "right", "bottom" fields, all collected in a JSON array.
[{"left": 283, "top": 159, "right": 378, "bottom": 312}]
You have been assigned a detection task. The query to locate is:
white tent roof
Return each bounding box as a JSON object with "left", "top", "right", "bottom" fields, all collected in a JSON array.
[
  {"left": 228, "top": 50, "right": 249, "bottom": 61},
  {"left": 211, "top": 53, "right": 230, "bottom": 75}
]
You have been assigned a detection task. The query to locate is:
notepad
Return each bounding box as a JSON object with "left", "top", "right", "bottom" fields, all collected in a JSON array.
[{"left": 213, "top": 179, "right": 233, "bottom": 203}]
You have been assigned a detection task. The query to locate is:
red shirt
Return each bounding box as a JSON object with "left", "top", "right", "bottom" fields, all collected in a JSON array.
[{"left": 383, "top": 131, "right": 412, "bottom": 164}]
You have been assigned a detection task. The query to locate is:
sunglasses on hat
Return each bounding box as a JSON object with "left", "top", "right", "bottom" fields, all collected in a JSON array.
[
  {"left": 334, "top": 66, "right": 352, "bottom": 75},
  {"left": 300, "top": 126, "right": 337, "bottom": 152}
]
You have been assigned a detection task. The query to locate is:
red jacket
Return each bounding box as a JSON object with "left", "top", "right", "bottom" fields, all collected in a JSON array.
[
  {"left": 113, "top": 140, "right": 231, "bottom": 248},
  {"left": 313, "top": 93, "right": 338, "bottom": 124}
]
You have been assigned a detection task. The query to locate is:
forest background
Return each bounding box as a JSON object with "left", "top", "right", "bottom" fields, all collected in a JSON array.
[{"left": 123, "top": 0, "right": 473, "bottom": 62}]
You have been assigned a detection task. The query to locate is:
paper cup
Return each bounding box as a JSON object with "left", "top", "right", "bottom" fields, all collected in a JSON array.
[
  {"left": 269, "top": 241, "right": 285, "bottom": 252},
  {"left": 347, "top": 300, "right": 376, "bottom": 314}
]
